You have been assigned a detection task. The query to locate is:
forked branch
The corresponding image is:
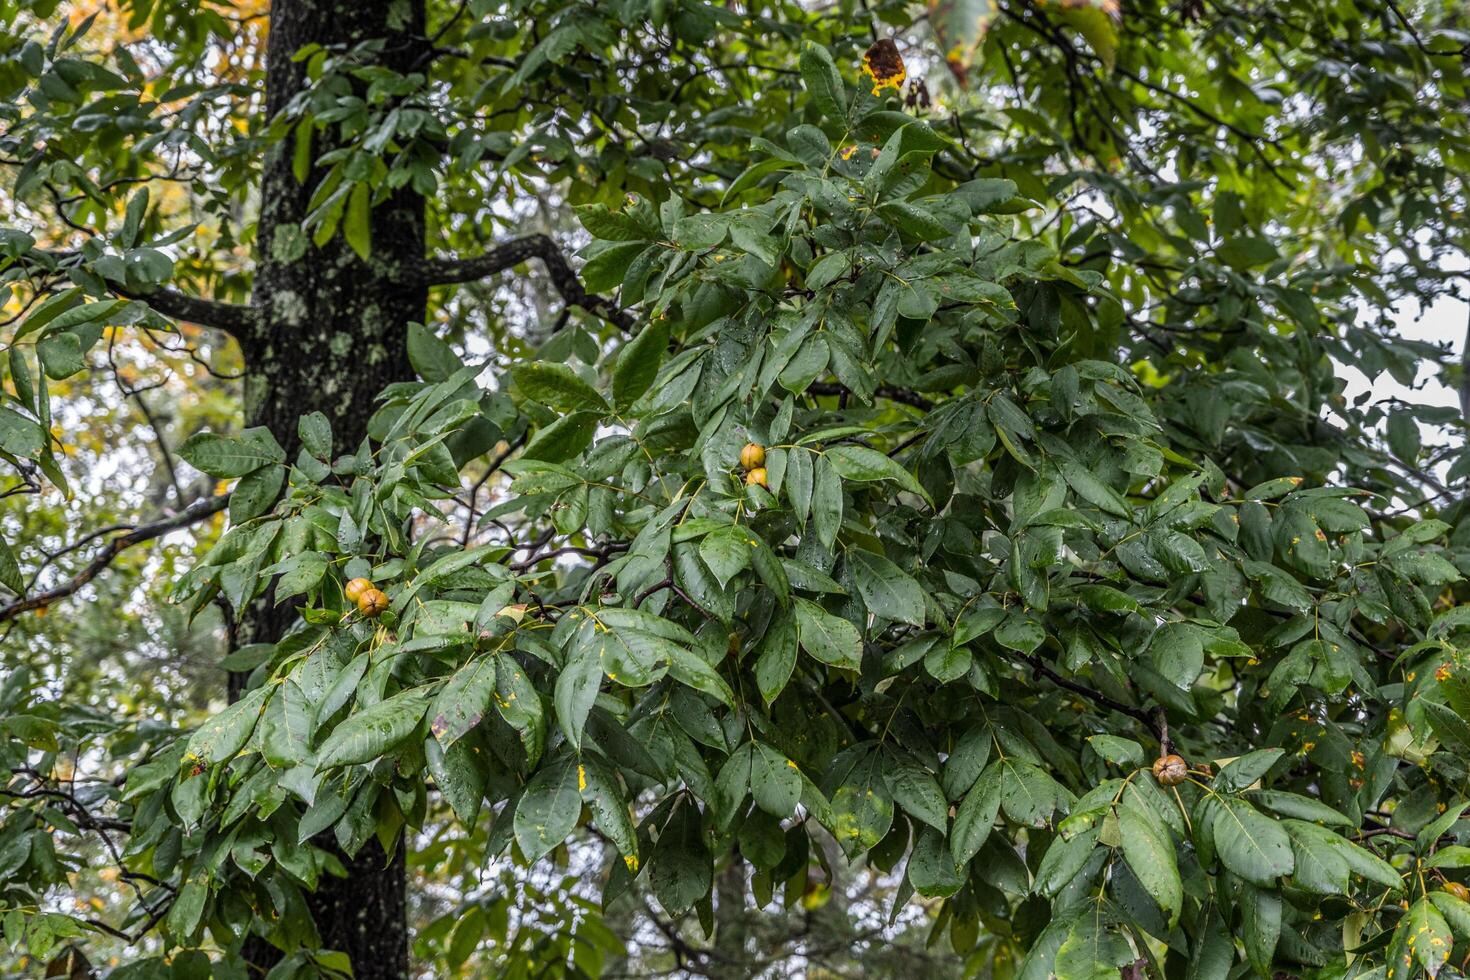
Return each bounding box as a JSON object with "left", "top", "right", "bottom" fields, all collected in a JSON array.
[{"left": 409, "top": 234, "right": 635, "bottom": 331}]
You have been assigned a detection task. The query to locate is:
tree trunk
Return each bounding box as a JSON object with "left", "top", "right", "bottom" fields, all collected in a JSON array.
[
  {"left": 711, "top": 861, "right": 749, "bottom": 979},
  {"left": 236, "top": 0, "right": 427, "bottom": 975}
]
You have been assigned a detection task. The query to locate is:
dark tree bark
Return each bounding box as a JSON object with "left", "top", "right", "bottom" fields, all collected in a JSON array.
[
  {"left": 233, "top": 0, "right": 428, "bottom": 975},
  {"left": 711, "top": 861, "right": 750, "bottom": 979}
]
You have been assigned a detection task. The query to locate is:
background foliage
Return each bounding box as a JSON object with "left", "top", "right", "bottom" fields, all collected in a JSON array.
[{"left": 3, "top": 0, "right": 1470, "bottom": 977}]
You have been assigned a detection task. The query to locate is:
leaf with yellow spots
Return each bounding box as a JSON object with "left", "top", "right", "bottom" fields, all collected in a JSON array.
[
  {"left": 428, "top": 656, "right": 497, "bottom": 749},
  {"left": 1399, "top": 898, "right": 1452, "bottom": 978},
  {"left": 183, "top": 685, "right": 269, "bottom": 765},
  {"left": 513, "top": 757, "right": 581, "bottom": 863},
  {"left": 928, "top": 0, "right": 996, "bottom": 87},
  {"left": 579, "top": 755, "right": 639, "bottom": 868},
  {"left": 861, "top": 39, "right": 906, "bottom": 96},
  {"left": 493, "top": 653, "right": 545, "bottom": 767}
]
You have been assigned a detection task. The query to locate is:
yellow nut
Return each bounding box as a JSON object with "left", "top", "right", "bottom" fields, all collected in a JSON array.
[
  {"left": 745, "top": 467, "right": 768, "bottom": 488},
  {"left": 740, "top": 442, "right": 766, "bottom": 471},
  {"left": 344, "top": 577, "right": 373, "bottom": 603}
]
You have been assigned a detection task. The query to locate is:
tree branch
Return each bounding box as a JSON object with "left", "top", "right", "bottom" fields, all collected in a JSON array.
[
  {"left": 808, "top": 381, "right": 934, "bottom": 411},
  {"left": 0, "top": 494, "right": 229, "bottom": 624},
  {"left": 407, "top": 234, "right": 635, "bottom": 331},
  {"left": 1015, "top": 651, "right": 1155, "bottom": 726},
  {"left": 109, "top": 282, "right": 259, "bottom": 336}
]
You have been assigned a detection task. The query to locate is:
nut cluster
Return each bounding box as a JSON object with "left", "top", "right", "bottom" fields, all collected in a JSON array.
[
  {"left": 346, "top": 577, "right": 389, "bottom": 618},
  {"left": 740, "top": 442, "right": 767, "bottom": 487}
]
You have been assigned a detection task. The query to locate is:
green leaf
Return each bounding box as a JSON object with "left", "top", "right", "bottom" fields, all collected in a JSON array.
[
  {"left": 827, "top": 750, "right": 894, "bottom": 858},
  {"left": 298, "top": 411, "right": 333, "bottom": 459},
  {"left": 1076, "top": 585, "right": 1139, "bottom": 615},
  {"left": 754, "top": 608, "right": 798, "bottom": 703},
  {"left": 513, "top": 758, "right": 581, "bottom": 863},
  {"left": 580, "top": 241, "right": 649, "bottom": 292},
  {"left": 0, "top": 537, "right": 23, "bottom": 595},
  {"left": 511, "top": 361, "right": 607, "bottom": 413},
  {"left": 1216, "top": 748, "right": 1284, "bottom": 791},
  {"left": 343, "top": 181, "right": 371, "bottom": 260},
  {"left": 185, "top": 686, "right": 269, "bottom": 765},
  {"left": 1058, "top": 460, "right": 1129, "bottom": 516},
  {"left": 997, "top": 758, "right": 1071, "bottom": 827},
  {"left": 0, "top": 407, "right": 44, "bottom": 458},
  {"left": 493, "top": 655, "right": 545, "bottom": 765},
  {"left": 649, "top": 799, "right": 711, "bottom": 915},
  {"left": 593, "top": 626, "right": 673, "bottom": 688},
  {"left": 795, "top": 598, "right": 862, "bottom": 670},
  {"left": 1337, "top": 833, "right": 1404, "bottom": 890},
  {"left": 952, "top": 764, "right": 1002, "bottom": 864},
  {"left": 942, "top": 726, "right": 993, "bottom": 800},
  {"left": 824, "top": 444, "right": 932, "bottom": 505},
  {"left": 1429, "top": 891, "right": 1470, "bottom": 941},
  {"left": 258, "top": 680, "right": 312, "bottom": 767},
  {"left": 699, "top": 524, "right": 755, "bottom": 589},
  {"left": 1118, "top": 798, "right": 1181, "bottom": 923},
  {"left": 429, "top": 657, "right": 497, "bottom": 748},
  {"left": 426, "top": 735, "right": 486, "bottom": 825},
  {"left": 1249, "top": 790, "right": 1352, "bottom": 826},
  {"left": 1242, "top": 560, "right": 1313, "bottom": 613},
  {"left": 993, "top": 613, "right": 1045, "bottom": 654},
  {"left": 907, "top": 828, "right": 964, "bottom": 898},
  {"left": 672, "top": 213, "right": 729, "bottom": 250},
  {"left": 1426, "top": 845, "right": 1470, "bottom": 869},
  {"left": 1216, "top": 236, "right": 1278, "bottom": 269},
  {"left": 575, "top": 203, "right": 652, "bottom": 241},
  {"left": 726, "top": 741, "right": 802, "bottom": 818},
  {"left": 847, "top": 549, "right": 924, "bottom": 626},
  {"left": 1087, "top": 735, "right": 1143, "bottom": 767},
  {"left": 1387, "top": 409, "right": 1421, "bottom": 461},
  {"left": 889, "top": 760, "right": 948, "bottom": 832},
  {"left": 37, "top": 331, "right": 86, "bottom": 379},
  {"left": 1212, "top": 798, "right": 1294, "bottom": 886},
  {"left": 522, "top": 411, "right": 599, "bottom": 462},
  {"left": 407, "top": 322, "right": 463, "bottom": 382},
  {"left": 229, "top": 463, "right": 285, "bottom": 523},
  {"left": 666, "top": 645, "right": 736, "bottom": 707},
  {"left": 799, "top": 42, "right": 847, "bottom": 122},
  {"left": 554, "top": 645, "right": 602, "bottom": 749},
  {"left": 924, "top": 641, "right": 971, "bottom": 683},
  {"left": 1054, "top": 914, "right": 1134, "bottom": 980},
  {"left": 811, "top": 453, "right": 843, "bottom": 548},
  {"left": 579, "top": 756, "right": 638, "bottom": 866},
  {"left": 1239, "top": 884, "right": 1282, "bottom": 976},
  {"left": 166, "top": 874, "right": 209, "bottom": 940},
  {"left": 316, "top": 690, "right": 428, "bottom": 769},
  {"left": 1035, "top": 826, "right": 1101, "bottom": 897},
  {"left": 178, "top": 429, "right": 286, "bottom": 478},
  {"left": 275, "top": 552, "right": 327, "bottom": 601},
  {"left": 612, "top": 319, "right": 671, "bottom": 410},
  {"left": 1283, "top": 820, "right": 1350, "bottom": 894}
]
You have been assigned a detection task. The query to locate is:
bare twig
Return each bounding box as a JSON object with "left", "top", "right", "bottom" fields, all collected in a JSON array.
[{"left": 0, "top": 494, "right": 229, "bottom": 623}]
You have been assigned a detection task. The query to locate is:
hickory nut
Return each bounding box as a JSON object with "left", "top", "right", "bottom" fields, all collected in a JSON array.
[
  {"left": 1152, "top": 754, "right": 1189, "bottom": 787},
  {"left": 344, "top": 577, "right": 374, "bottom": 603},
  {"left": 357, "top": 588, "right": 390, "bottom": 618}
]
